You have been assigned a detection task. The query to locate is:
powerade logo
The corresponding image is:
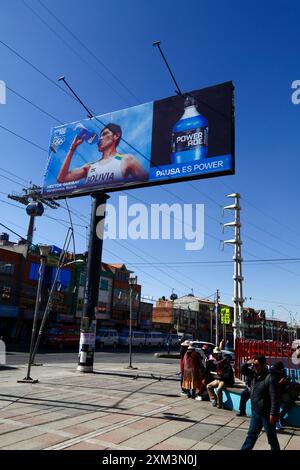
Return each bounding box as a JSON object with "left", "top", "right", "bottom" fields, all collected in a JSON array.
[
  {"left": 173, "top": 127, "right": 208, "bottom": 152},
  {"left": 0, "top": 80, "right": 6, "bottom": 105}
]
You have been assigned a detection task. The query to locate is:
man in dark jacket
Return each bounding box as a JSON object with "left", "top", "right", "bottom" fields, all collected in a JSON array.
[
  {"left": 241, "top": 355, "right": 280, "bottom": 451},
  {"left": 236, "top": 361, "right": 252, "bottom": 417}
]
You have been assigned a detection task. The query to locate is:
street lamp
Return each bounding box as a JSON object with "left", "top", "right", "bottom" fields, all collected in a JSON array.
[
  {"left": 127, "top": 274, "right": 137, "bottom": 370},
  {"left": 277, "top": 305, "right": 294, "bottom": 345},
  {"left": 209, "top": 305, "right": 214, "bottom": 343},
  {"left": 18, "top": 245, "right": 50, "bottom": 383},
  {"left": 30, "top": 258, "right": 84, "bottom": 365}
]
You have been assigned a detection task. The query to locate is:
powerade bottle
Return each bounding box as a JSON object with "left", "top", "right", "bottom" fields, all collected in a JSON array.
[
  {"left": 75, "top": 123, "right": 97, "bottom": 144},
  {"left": 171, "top": 96, "right": 208, "bottom": 164}
]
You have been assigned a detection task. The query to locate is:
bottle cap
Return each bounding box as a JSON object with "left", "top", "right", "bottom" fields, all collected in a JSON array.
[{"left": 184, "top": 95, "right": 197, "bottom": 108}]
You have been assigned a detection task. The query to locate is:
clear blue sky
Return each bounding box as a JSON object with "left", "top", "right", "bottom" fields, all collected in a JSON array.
[{"left": 1, "top": 0, "right": 300, "bottom": 324}]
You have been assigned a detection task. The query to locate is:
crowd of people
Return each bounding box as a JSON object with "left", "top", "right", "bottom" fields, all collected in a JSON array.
[
  {"left": 179, "top": 341, "right": 234, "bottom": 408},
  {"left": 179, "top": 340, "right": 300, "bottom": 451}
]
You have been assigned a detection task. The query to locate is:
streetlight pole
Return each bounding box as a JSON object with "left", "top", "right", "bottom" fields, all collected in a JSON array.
[
  {"left": 215, "top": 290, "right": 220, "bottom": 346},
  {"left": 294, "top": 313, "right": 298, "bottom": 341},
  {"left": 127, "top": 275, "right": 137, "bottom": 370},
  {"left": 209, "top": 305, "right": 214, "bottom": 343},
  {"left": 31, "top": 259, "right": 84, "bottom": 365},
  {"left": 30, "top": 228, "right": 73, "bottom": 365},
  {"left": 277, "top": 305, "right": 295, "bottom": 346},
  {"left": 18, "top": 245, "right": 50, "bottom": 383}
]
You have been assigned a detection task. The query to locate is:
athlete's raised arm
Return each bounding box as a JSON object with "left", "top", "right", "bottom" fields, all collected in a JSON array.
[
  {"left": 123, "top": 155, "right": 148, "bottom": 180},
  {"left": 57, "top": 136, "right": 90, "bottom": 183}
]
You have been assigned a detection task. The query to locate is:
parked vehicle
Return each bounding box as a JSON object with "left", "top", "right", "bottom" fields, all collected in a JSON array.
[
  {"left": 118, "top": 330, "right": 146, "bottom": 347},
  {"left": 145, "top": 331, "right": 165, "bottom": 347},
  {"left": 221, "top": 349, "right": 235, "bottom": 362},
  {"left": 42, "top": 326, "right": 80, "bottom": 349},
  {"left": 178, "top": 333, "right": 194, "bottom": 343},
  {"left": 165, "top": 333, "right": 181, "bottom": 348},
  {"left": 95, "top": 329, "right": 118, "bottom": 349},
  {"left": 190, "top": 341, "right": 215, "bottom": 356}
]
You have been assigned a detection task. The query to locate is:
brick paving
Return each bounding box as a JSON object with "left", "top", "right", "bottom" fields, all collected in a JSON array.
[{"left": 0, "top": 361, "right": 299, "bottom": 451}]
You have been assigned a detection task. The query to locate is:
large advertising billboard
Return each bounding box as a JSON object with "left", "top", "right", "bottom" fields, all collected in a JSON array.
[{"left": 42, "top": 81, "right": 234, "bottom": 198}]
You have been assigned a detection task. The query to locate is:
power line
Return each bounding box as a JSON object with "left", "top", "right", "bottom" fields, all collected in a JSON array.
[
  {"left": 37, "top": 0, "right": 141, "bottom": 104},
  {"left": 190, "top": 179, "right": 300, "bottom": 253},
  {"left": 3, "top": 36, "right": 300, "bottom": 290},
  {"left": 0, "top": 172, "right": 25, "bottom": 187},
  {"left": 0, "top": 222, "right": 26, "bottom": 242},
  {"left": 241, "top": 247, "right": 300, "bottom": 278},
  {"left": 118, "top": 257, "right": 300, "bottom": 266},
  {"left": 0, "top": 123, "right": 47, "bottom": 152},
  {"left": 3, "top": 25, "right": 299, "bottom": 256},
  {"left": 0, "top": 39, "right": 76, "bottom": 104},
  {"left": 0, "top": 166, "right": 31, "bottom": 185},
  {"left": 22, "top": 0, "right": 132, "bottom": 106},
  {"left": 7, "top": 85, "right": 64, "bottom": 125},
  {"left": 3, "top": 33, "right": 296, "bottom": 261},
  {"left": 219, "top": 178, "right": 300, "bottom": 240},
  {"left": 4, "top": 81, "right": 224, "bottom": 253},
  {"left": 1, "top": 118, "right": 294, "bottom": 280},
  {"left": 0, "top": 199, "right": 77, "bottom": 244},
  {"left": 1, "top": 206, "right": 298, "bottom": 315}
]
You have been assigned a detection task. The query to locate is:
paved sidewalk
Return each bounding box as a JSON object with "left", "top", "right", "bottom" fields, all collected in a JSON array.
[{"left": 0, "top": 360, "right": 299, "bottom": 450}]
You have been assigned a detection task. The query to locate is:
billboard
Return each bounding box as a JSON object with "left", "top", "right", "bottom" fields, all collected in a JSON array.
[{"left": 42, "top": 81, "right": 234, "bottom": 198}]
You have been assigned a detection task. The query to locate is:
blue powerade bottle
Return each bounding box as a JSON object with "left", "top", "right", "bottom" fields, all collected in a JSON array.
[
  {"left": 75, "top": 123, "right": 97, "bottom": 144},
  {"left": 171, "top": 96, "right": 208, "bottom": 164}
]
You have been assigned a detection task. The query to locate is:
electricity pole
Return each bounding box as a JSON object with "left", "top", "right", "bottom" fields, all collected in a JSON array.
[
  {"left": 223, "top": 193, "right": 244, "bottom": 347},
  {"left": 8, "top": 185, "right": 59, "bottom": 243}
]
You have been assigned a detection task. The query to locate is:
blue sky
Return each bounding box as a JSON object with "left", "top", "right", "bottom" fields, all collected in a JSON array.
[{"left": 1, "top": 0, "right": 300, "bottom": 324}]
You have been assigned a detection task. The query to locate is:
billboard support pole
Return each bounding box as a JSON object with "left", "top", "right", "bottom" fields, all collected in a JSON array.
[
  {"left": 77, "top": 192, "right": 109, "bottom": 373},
  {"left": 153, "top": 41, "right": 182, "bottom": 95}
]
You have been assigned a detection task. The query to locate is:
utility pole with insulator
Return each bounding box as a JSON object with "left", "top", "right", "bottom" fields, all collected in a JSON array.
[
  {"left": 8, "top": 184, "right": 59, "bottom": 245},
  {"left": 223, "top": 193, "right": 244, "bottom": 347}
]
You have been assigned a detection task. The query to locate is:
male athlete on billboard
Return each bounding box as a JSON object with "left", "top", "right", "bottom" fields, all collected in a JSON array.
[{"left": 57, "top": 123, "right": 148, "bottom": 186}]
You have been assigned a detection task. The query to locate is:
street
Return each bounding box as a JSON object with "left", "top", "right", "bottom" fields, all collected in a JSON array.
[{"left": 5, "top": 346, "right": 179, "bottom": 367}]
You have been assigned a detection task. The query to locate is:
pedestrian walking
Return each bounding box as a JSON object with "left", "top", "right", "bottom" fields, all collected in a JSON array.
[
  {"left": 241, "top": 355, "right": 280, "bottom": 451},
  {"left": 271, "top": 361, "right": 299, "bottom": 431},
  {"left": 236, "top": 358, "right": 252, "bottom": 417}
]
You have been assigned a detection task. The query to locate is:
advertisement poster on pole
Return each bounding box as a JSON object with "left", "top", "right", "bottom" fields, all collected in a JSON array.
[{"left": 42, "top": 82, "right": 234, "bottom": 199}]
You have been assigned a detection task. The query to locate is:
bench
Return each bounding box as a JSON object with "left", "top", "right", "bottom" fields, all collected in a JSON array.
[{"left": 221, "top": 384, "right": 300, "bottom": 427}]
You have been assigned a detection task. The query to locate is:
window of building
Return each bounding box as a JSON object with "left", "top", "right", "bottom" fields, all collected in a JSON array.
[
  {"left": 1, "top": 286, "right": 11, "bottom": 300},
  {"left": 51, "top": 268, "right": 71, "bottom": 292},
  {"left": 0, "top": 262, "right": 15, "bottom": 275},
  {"left": 29, "top": 262, "right": 40, "bottom": 281},
  {"left": 115, "top": 271, "right": 129, "bottom": 282},
  {"left": 100, "top": 279, "right": 109, "bottom": 291}
]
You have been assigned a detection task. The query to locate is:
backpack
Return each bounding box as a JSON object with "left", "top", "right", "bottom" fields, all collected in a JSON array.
[{"left": 221, "top": 362, "right": 235, "bottom": 387}]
